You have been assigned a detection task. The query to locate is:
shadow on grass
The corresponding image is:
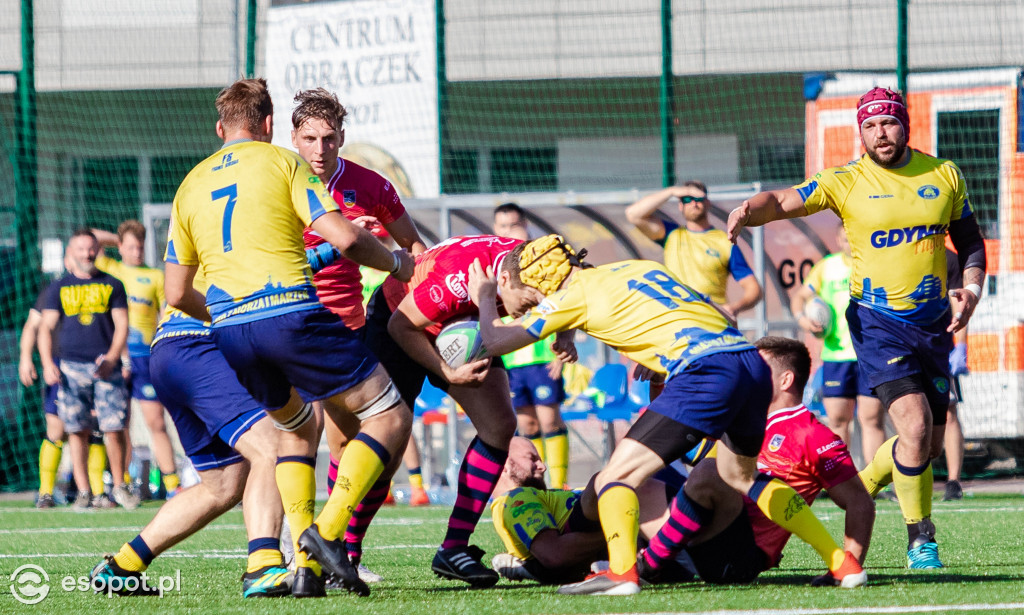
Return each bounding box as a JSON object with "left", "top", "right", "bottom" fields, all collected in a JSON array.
[{"left": 748, "top": 570, "right": 1023, "bottom": 587}]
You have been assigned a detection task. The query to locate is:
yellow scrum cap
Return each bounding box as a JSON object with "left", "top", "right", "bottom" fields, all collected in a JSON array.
[{"left": 518, "top": 234, "right": 587, "bottom": 295}]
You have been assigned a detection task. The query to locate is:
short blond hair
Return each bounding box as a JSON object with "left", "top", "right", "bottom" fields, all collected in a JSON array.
[
  {"left": 117, "top": 219, "right": 145, "bottom": 243},
  {"left": 215, "top": 78, "right": 273, "bottom": 134}
]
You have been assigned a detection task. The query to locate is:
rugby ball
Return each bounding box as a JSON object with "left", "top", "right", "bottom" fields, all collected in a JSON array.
[
  {"left": 803, "top": 297, "right": 834, "bottom": 339},
  {"left": 435, "top": 318, "right": 488, "bottom": 368}
]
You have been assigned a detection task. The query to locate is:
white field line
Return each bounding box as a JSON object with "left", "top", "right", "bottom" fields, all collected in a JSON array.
[
  {"left": 602, "top": 605, "right": 1024, "bottom": 613},
  {"left": 601, "top": 605, "right": 1024, "bottom": 615},
  {"left": 0, "top": 517, "right": 433, "bottom": 535},
  {"left": 0, "top": 544, "right": 436, "bottom": 560}
]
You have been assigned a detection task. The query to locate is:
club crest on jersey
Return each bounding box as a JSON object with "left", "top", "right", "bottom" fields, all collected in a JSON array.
[
  {"left": 212, "top": 152, "right": 238, "bottom": 171},
  {"left": 917, "top": 185, "right": 940, "bottom": 199},
  {"left": 445, "top": 272, "right": 468, "bottom": 301},
  {"left": 428, "top": 285, "right": 444, "bottom": 306},
  {"left": 343, "top": 190, "right": 357, "bottom": 208},
  {"left": 768, "top": 434, "right": 785, "bottom": 452}
]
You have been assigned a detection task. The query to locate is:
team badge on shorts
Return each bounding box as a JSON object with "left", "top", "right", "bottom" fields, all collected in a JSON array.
[
  {"left": 933, "top": 377, "right": 950, "bottom": 394},
  {"left": 768, "top": 434, "right": 785, "bottom": 452}
]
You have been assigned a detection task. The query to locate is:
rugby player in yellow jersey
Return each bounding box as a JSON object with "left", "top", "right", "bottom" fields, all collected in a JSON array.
[
  {"left": 467, "top": 235, "right": 865, "bottom": 595},
  {"left": 94, "top": 220, "right": 181, "bottom": 497},
  {"left": 626, "top": 180, "right": 762, "bottom": 320},
  {"left": 727, "top": 87, "right": 988, "bottom": 569},
  {"left": 164, "top": 78, "right": 415, "bottom": 598},
  {"left": 493, "top": 202, "right": 570, "bottom": 489}
]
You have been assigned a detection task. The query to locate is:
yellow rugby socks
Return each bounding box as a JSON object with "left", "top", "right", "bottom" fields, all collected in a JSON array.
[
  {"left": 598, "top": 483, "right": 640, "bottom": 575},
  {"left": 859, "top": 435, "right": 898, "bottom": 498},
  {"left": 113, "top": 536, "right": 153, "bottom": 572},
  {"left": 893, "top": 453, "right": 933, "bottom": 525},
  {"left": 544, "top": 429, "right": 569, "bottom": 488},
  {"left": 525, "top": 431, "right": 545, "bottom": 463},
  {"left": 748, "top": 474, "right": 846, "bottom": 572},
  {"left": 246, "top": 538, "right": 284, "bottom": 573},
  {"left": 315, "top": 433, "right": 388, "bottom": 541},
  {"left": 38, "top": 439, "right": 63, "bottom": 496},
  {"left": 275, "top": 456, "right": 320, "bottom": 574},
  {"left": 88, "top": 443, "right": 107, "bottom": 496}
]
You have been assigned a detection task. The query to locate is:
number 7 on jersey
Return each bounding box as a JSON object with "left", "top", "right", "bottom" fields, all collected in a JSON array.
[{"left": 212, "top": 184, "right": 239, "bottom": 252}]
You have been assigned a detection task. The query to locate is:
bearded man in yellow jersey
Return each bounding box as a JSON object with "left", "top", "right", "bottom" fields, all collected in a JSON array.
[
  {"left": 727, "top": 87, "right": 987, "bottom": 570},
  {"left": 164, "top": 78, "right": 415, "bottom": 598},
  {"left": 468, "top": 236, "right": 865, "bottom": 595}
]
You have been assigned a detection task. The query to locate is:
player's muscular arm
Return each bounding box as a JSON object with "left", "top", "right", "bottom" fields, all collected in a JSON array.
[
  {"left": 467, "top": 261, "right": 539, "bottom": 356},
  {"left": 727, "top": 275, "right": 763, "bottom": 316},
  {"left": 823, "top": 477, "right": 874, "bottom": 564},
  {"left": 529, "top": 528, "right": 607, "bottom": 571},
  {"left": 37, "top": 310, "right": 61, "bottom": 386},
  {"left": 164, "top": 263, "right": 212, "bottom": 322},
  {"left": 388, "top": 296, "right": 489, "bottom": 385},
  {"left": 384, "top": 212, "right": 428, "bottom": 255},
  {"left": 727, "top": 187, "right": 807, "bottom": 243},
  {"left": 947, "top": 214, "right": 987, "bottom": 333},
  {"left": 90, "top": 228, "right": 119, "bottom": 248},
  {"left": 625, "top": 187, "right": 676, "bottom": 241},
  {"left": 311, "top": 211, "right": 414, "bottom": 282},
  {"left": 18, "top": 309, "right": 41, "bottom": 386},
  {"left": 96, "top": 307, "right": 129, "bottom": 379}
]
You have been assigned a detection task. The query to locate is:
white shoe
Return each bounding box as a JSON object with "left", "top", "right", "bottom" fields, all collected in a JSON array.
[
  {"left": 357, "top": 563, "right": 383, "bottom": 583},
  {"left": 112, "top": 484, "right": 140, "bottom": 510},
  {"left": 491, "top": 553, "right": 538, "bottom": 582},
  {"left": 280, "top": 518, "right": 295, "bottom": 570}
]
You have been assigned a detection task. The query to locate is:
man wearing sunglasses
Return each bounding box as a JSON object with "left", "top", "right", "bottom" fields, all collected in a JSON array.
[{"left": 626, "top": 180, "right": 763, "bottom": 320}]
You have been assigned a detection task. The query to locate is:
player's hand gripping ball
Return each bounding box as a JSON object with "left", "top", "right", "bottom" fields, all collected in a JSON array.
[
  {"left": 803, "top": 297, "right": 834, "bottom": 339},
  {"left": 435, "top": 318, "right": 489, "bottom": 368}
]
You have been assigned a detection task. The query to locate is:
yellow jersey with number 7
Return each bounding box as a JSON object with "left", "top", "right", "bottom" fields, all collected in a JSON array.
[{"left": 166, "top": 139, "right": 338, "bottom": 326}]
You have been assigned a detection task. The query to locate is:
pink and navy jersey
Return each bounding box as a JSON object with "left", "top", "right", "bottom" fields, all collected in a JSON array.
[
  {"left": 304, "top": 159, "right": 406, "bottom": 330},
  {"left": 381, "top": 235, "right": 522, "bottom": 336},
  {"left": 745, "top": 405, "right": 857, "bottom": 566}
]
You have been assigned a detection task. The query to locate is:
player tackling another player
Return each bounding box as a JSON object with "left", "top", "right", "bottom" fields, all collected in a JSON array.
[{"left": 468, "top": 234, "right": 866, "bottom": 594}]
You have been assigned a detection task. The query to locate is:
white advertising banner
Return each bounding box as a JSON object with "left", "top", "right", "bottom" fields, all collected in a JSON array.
[{"left": 266, "top": 0, "right": 439, "bottom": 197}]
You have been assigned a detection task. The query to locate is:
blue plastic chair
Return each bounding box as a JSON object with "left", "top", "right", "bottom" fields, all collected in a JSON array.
[
  {"left": 587, "top": 364, "right": 642, "bottom": 459},
  {"left": 589, "top": 364, "right": 641, "bottom": 422},
  {"left": 414, "top": 379, "right": 454, "bottom": 417}
]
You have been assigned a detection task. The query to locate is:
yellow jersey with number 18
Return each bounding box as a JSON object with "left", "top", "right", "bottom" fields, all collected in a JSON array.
[
  {"left": 518, "top": 260, "right": 751, "bottom": 379},
  {"left": 794, "top": 150, "right": 971, "bottom": 325},
  {"left": 167, "top": 139, "right": 338, "bottom": 326}
]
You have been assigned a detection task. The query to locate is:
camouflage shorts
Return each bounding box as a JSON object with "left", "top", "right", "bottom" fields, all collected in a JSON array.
[{"left": 56, "top": 359, "right": 128, "bottom": 433}]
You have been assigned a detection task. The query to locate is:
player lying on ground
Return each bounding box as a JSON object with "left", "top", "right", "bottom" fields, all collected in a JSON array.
[
  {"left": 468, "top": 235, "right": 866, "bottom": 595},
  {"left": 490, "top": 337, "right": 874, "bottom": 587}
]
